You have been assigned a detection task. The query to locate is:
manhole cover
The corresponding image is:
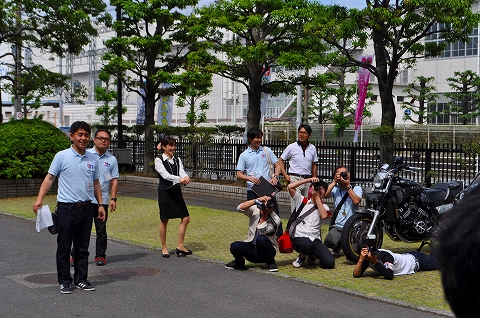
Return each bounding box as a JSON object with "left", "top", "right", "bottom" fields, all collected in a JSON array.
[{"left": 24, "top": 273, "right": 57, "bottom": 285}]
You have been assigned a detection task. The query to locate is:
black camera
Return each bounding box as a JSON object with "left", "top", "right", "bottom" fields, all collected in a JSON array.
[
  {"left": 367, "top": 239, "right": 378, "bottom": 255},
  {"left": 340, "top": 171, "right": 348, "bottom": 180},
  {"left": 255, "top": 198, "right": 276, "bottom": 210}
]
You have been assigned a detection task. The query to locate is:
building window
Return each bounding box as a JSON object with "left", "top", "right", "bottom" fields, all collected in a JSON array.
[
  {"left": 371, "top": 95, "right": 378, "bottom": 101},
  {"left": 425, "top": 23, "right": 478, "bottom": 59},
  {"left": 397, "top": 96, "right": 404, "bottom": 102}
]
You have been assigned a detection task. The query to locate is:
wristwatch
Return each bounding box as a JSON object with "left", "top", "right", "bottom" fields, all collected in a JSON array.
[
  {"left": 111, "top": 198, "right": 117, "bottom": 202},
  {"left": 273, "top": 175, "right": 279, "bottom": 179},
  {"left": 98, "top": 204, "right": 105, "bottom": 208},
  {"left": 346, "top": 185, "right": 352, "bottom": 190}
]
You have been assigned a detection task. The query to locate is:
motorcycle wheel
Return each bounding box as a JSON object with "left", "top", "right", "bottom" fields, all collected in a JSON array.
[{"left": 340, "top": 213, "right": 383, "bottom": 263}]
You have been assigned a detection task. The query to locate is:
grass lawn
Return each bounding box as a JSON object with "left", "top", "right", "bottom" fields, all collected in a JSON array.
[{"left": 0, "top": 194, "right": 451, "bottom": 314}]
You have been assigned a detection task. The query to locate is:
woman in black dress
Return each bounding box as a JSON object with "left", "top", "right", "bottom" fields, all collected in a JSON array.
[{"left": 154, "top": 136, "right": 192, "bottom": 258}]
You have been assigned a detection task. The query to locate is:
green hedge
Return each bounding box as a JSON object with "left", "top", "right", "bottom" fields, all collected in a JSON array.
[{"left": 0, "top": 119, "right": 70, "bottom": 179}]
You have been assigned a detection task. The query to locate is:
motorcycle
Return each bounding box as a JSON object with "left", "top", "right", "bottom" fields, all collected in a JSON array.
[{"left": 340, "top": 153, "right": 463, "bottom": 263}]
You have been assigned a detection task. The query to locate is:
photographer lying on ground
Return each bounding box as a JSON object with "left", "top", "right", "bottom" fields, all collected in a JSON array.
[
  {"left": 288, "top": 177, "right": 335, "bottom": 269},
  {"left": 225, "top": 196, "right": 281, "bottom": 272},
  {"left": 353, "top": 240, "right": 438, "bottom": 280}
]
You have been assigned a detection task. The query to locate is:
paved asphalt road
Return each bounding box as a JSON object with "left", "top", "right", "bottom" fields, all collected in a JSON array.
[{"left": 0, "top": 184, "right": 452, "bottom": 318}]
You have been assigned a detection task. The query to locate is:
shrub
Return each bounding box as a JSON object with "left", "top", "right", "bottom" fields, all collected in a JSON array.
[{"left": 0, "top": 119, "right": 70, "bottom": 179}]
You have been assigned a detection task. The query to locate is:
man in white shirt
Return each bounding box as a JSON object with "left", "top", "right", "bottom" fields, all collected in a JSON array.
[{"left": 279, "top": 124, "right": 318, "bottom": 211}]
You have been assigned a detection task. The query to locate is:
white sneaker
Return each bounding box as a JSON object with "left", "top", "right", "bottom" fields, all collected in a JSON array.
[{"left": 292, "top": 255, "right": 305, "bottom": 268}]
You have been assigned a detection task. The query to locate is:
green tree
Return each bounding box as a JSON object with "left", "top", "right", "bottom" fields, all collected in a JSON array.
[
  {"left": 401, "top": 76, "right": 438, "bottom": 125},
  {"left": 3, "top": 64, "right": 69, "bottom": 118},
  {"left": 443, "top": 70, "right": 480, "bottom": 125},
  {"left": 307, "top": 1, "right": 480, "bottom": 163},
  {"left": 94, "top": 71, "right": 126, "bottom": 125},
  {"left": 175, "top": 69, "right": 213, "bottom": 127},
  {"left": 102, "top": 0, "right": 202, "bottom": 175},
  {"left": 0, "top": 0, "right": 109, "bottom": 119},
  {"left": 194, "top": 0, "right": 330, "bottom": 130}
]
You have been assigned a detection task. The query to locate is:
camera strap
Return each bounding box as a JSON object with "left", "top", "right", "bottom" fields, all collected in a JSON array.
[
  {"left": 288, "top": 204, "right": 318, "bottom": 238},
  {"left": 329, "top": 189, "right": 350, "bottom": 229}
]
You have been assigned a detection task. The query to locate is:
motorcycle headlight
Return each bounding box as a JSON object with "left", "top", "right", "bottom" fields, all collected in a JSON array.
[{"left": 373, "top": 172, "right": 386, "bottom": 188}]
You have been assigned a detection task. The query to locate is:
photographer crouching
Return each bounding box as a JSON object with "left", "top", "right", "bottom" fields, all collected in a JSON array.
[
  {"left": 225, "top": 196, "right": 281, "bottom": 272},
  {"left": 324, "top": 166, "right": 362, "bottom": 257},
  {"left": 288, "top": 177, "right": 335, "bottom": 269},
  {"left": 353, "top": 239, "right": 438, "bottom": 280}
]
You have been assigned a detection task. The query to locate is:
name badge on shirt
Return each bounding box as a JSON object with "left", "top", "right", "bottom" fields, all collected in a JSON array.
[
  {"left": 87, "top": 181, "right": 93, "bottom": 191},
  {"left": 104, "top": 171, "right": 112, "bottom": 181}
]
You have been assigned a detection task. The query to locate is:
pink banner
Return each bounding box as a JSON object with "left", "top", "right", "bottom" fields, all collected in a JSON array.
[{"left": 353, "top": 56, "right": 373, "bottom": 143}]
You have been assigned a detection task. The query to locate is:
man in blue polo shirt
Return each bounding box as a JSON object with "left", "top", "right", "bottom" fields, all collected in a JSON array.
[
  {"left": 33, "top": 121, "right": 106, "bottom": 294},
  {"left": 278, "top": 123, "right": 318, "bottom": 211},
  {"left": 87, "top": 128, "right": 119, "bottom": 266},
  {"left": 324, "top": 166, "right": 362, "bottom": 257},
  {"left": 236, "top": 128, "right": 282, "bottom": 236}
]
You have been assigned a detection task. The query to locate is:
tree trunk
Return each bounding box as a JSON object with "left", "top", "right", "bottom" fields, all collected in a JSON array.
[
  {"left": 142, "top": 89, "right": 157, "bottom": 176},
  {"left": 373, "top": 25, "right": 396, "bottom": 165},
  {"left": 247, "top": 80, "right": 262, "bottom": 130}
]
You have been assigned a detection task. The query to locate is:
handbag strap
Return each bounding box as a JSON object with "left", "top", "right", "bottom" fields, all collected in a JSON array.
[
  {"left": 263, "top": 146, "right": 275, "bottom": 178},
  {"left": 286, "top": 197, "right": 308, "bottom": 231},
  {"left": 329, "top": 188, "right": 350, "bottom": 228},
  {"left": 289, "top": 204, "right": 317, "bottom": 238}
]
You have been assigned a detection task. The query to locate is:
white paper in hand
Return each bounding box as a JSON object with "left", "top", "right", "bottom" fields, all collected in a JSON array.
[{"left": 36, "top": 205, "right": 53, "bottom": 232}]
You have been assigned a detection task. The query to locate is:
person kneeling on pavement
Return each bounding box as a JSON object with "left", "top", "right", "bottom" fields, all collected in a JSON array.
[
  {"left": 288, "top": 177, "right": 335, "bottom": 269},
  {"left": 353, "top": 240, "right": 438, "bottom": 280},
  {"left": 225, "top": 196, "right": 280, "bottom": 272}
]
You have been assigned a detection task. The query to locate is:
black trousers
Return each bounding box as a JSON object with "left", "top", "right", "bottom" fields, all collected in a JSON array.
[
  {"left": 56, "top": 202, "right": 93, "bottom": 285},
  {"left": 93, "top": 205, "right": 109, "bottom": 258}
]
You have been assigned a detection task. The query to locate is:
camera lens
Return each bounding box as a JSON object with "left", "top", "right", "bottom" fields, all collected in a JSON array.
[{"left": 340, "top": 172, "right": 348, "bottom": 180}]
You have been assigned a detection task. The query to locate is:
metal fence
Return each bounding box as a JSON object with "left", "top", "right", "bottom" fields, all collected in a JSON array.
[{"left": 110, "top": 139, "right": 479, "bottom": 189}]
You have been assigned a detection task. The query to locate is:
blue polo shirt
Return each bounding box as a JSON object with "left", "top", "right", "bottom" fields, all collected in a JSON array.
[
  {"left": 331, "top": 185, "right": 363, "bottom": 229},
  {"left": 236, "top": 146, "right": 278, "bottom": 190},
  {"left": 87, "top": 148, "right": 119, "bottom": 204},
  {"left": 48, "top": 147, "right": 100, "bottom": 203}
]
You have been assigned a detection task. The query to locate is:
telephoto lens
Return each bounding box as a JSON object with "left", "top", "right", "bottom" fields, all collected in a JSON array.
[{"left": 340, "top": 172, "right": 348, "bottom": 180}]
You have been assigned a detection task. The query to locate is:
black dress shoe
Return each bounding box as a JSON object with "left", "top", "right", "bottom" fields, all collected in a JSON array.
[
  {"left": 162, "top": 253, "right": 170, "bottom": 258},
  {"left": 175, "top": 248, "right": 193, "bottom": 257}
]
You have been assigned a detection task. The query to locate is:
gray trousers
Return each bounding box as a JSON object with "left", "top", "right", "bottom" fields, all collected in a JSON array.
[{"left": 324, "top": 226, "right": 342, "bottom": 250}]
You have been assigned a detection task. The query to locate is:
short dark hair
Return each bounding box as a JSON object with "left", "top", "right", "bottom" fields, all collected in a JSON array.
[
  {"left": 95, "top": 128, "right": 112, "bottom": 139},
  {"left": 437, "top": 185, "right": 480, "bottom": 318},
  {"left": 246, "top": 128, "right": 263, "bottom": 142},
  {"left": 160, "top": 136, "right": 177, "bottom": 149},
  {"left": 312, "top": 180, "right": 328, "bottom": 192},
  {"left": 298, "top": 123, "right": 312, "bottom": 135},
  {"left": 70, "top": 121, "right": 91, "bottom": 134}
]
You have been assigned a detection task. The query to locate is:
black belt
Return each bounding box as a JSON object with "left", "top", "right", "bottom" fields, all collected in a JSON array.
[
  {"left": 289, "top": 173, "right": 312, "bottom": 178},
  {"left": 58, "top": 201, "right": 91, "bottom": 208}
]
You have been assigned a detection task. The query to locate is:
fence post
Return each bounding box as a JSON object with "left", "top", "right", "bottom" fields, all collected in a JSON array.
[
  {"left": 349, "top": 145, "right": 357, "bottom": 181},
  {"left": 425, "top": 147, "right": 432, "bottom": 187}
]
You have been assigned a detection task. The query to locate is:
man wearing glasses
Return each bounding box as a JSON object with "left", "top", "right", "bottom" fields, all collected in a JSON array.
[
  {"left": 278, "top": 124, "right": 318, "bottom": 211},
  {"left": 87, "top": 129, "right": 119, "bottom": 266}
]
